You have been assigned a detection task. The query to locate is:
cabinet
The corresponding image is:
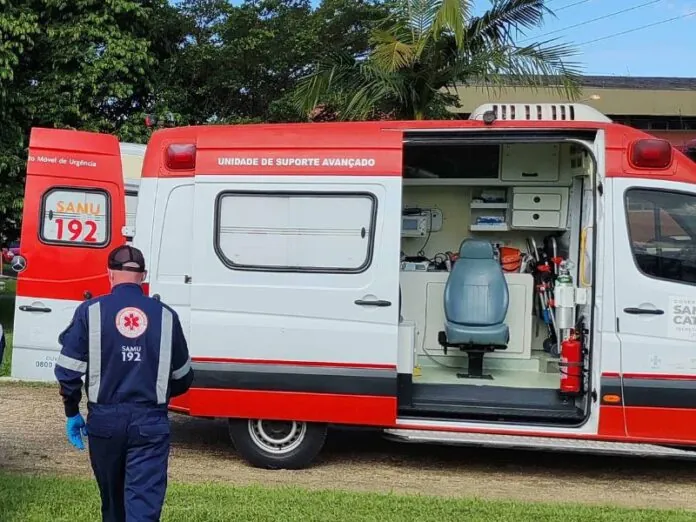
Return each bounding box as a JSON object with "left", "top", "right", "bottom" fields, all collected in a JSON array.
[
  {"left": 512, "top": 193, "right": 561, "bottom": 210},
  {"left": 510, "top": 186, "right": 569, "bottom": 230},
  {"left": 512, "top": 210, "right": 560, "bottom": 228},
  {"left": 500, "top": 143, "right": 560, "bottom": 182}
]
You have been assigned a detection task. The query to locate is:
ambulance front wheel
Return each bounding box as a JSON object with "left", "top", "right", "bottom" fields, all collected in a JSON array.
[{"left": 228, "top": 418, "right": 327, "bottom": 470}]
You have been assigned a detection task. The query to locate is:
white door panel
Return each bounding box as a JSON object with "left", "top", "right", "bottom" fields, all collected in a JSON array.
[
  {"left": 613, "top": 177, "right": 696, "bottom": 375},
  {"left": 11, "top": 296, "right": 81, "bottom": 380},
  {"left": 146, "top": 180, "right": 194, "bottom": 342},
  {"left": 190, "top": 176, "right": 402, "bottom": 365}
]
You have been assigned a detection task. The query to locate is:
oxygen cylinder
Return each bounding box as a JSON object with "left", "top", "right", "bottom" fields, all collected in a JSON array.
[{"left": 554, "top": 260, "right": 575, "bottom": 332}]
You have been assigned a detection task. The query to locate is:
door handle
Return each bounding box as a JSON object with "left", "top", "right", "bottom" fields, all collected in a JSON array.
[
  {"left": 354, "top": 299, "right": 392, "bottom": 307},
  {"left": 624, "top": 307, "right": 664, "bottom": 315},
  {"left": 19, "top": 305, "right": 52, "bottom": 313}
]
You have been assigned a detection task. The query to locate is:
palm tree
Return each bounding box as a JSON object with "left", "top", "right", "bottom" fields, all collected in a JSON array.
[{"left": 293, "top": 0, "right": 583, "bottom": 121}]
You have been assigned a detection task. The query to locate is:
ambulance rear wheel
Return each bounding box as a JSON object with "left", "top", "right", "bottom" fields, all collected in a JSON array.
[{"left": 228, "top": 419, "right": 327, "bottom": 470}]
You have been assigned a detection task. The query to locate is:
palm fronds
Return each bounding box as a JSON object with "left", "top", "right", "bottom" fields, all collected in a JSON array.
[{"left": 293, "top": 0, "right": 584, "bottom": 121}]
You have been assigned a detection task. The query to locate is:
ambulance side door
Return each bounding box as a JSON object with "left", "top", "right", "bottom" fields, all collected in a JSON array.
[
  {"left": 613, "top": 175, "right": 696, "bottom": 443},
  {"left": 188, "top": 127, "right": 404, "bottom": 426},
  {"left": 11, "top": 128, "right": 126, "bottom": 381}
]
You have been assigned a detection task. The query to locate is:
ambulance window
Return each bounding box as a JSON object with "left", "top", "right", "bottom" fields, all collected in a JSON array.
[
  {"left": 215, "top": 191, "right": 376, "bottom": 272},
  {"left": 625, "top": 188, "right": 696, "bottom": 284},
  {"left": 39, "top": 188, "right": 110, "bottom": 247}
]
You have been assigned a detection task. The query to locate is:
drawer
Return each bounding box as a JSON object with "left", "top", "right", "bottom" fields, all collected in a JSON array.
[
  {"left": 512, "top": 210, "right": 560, "bottom": 229},
  {"left": 513, "top": 193, "right": 562, "bottom": 211}
]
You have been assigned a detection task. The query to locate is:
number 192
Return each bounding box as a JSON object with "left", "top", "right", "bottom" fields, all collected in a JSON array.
[
  {"left": 122, "top": 351, "right": 141, "bottom": 362},
  {"left": 55, "top": 218, "right": 98, "bottom": 242}
]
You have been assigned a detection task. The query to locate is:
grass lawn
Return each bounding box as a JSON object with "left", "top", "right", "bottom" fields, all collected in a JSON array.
[
  {"left": 0, "top": 277, "right": 15, "bottom": 376},
  {"left": 0, "top": 472, "right": 694, "bottom": 522}
]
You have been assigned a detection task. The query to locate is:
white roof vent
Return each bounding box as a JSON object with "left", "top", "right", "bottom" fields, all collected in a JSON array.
[{"left": 469, "top": 103, "right": 612, "bottom": 123}]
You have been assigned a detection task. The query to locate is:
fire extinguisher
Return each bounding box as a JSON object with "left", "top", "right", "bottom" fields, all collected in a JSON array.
[{"left": 559, "top": 329, "right": 583, "bottom": 396}]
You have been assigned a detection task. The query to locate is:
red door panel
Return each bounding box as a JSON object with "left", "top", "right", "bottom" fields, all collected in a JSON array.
[{"left": 17, "top": 128, "right": 127, "bottom": 301}]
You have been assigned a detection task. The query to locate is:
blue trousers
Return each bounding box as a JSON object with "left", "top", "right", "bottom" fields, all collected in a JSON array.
[{"left": 86, "top": 403, "right": 170, "bottom": 522}]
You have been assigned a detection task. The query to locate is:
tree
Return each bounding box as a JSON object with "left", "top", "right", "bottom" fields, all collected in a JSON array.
[
  {"left": 0, "top": 0, "right": 187, "bottom": 242},
  {"left": 161, "top": 0, "right": 390, "bottom": 125},
  {"left": 0, "top": 0, "right": 39, "bottom": 243},
  {"left": 292, "top": 0, "right": 583, "bottom": 121}
]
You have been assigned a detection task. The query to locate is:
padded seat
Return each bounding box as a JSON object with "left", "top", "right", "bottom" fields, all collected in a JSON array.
[{"left": 438, "top": 239, "right": 510, "bottom": 379}]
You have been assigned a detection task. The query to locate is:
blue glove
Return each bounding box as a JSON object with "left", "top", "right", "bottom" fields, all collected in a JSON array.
[{"left": 66, "top": 414, "right": 88, "bottom": 450}]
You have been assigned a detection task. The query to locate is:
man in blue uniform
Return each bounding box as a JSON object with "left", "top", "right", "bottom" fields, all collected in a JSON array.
[{"left": 54, "top": 245, "right": 194, "bottom": 522}]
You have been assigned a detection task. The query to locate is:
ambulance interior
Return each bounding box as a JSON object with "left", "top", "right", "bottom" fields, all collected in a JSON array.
[{"left": 396, "top": 116, "right": 597, "bottom": 426}]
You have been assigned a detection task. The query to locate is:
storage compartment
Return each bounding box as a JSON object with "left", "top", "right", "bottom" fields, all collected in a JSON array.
[
  {"left": 512, "top": 210, "right": 561, "bottom": 229},
  {"left": 404, "top": 143, "right": 500, "bottom": 180},
  {"left": 510, "top": 187, "right": 569, "bottom": 230},
  {"left": 501, "top": 143, "right": 560, "bottom": 182},
  {"left": 513, "top": 193, "right": 561, "bottom": 211},
  {"left": 397, "top": 130, "right": 596, "bottom": 426}
]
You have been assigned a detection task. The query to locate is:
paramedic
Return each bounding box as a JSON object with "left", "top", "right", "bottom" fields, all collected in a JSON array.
[{"left": 54, "top": 245, "right": 194, "bottom": 522}]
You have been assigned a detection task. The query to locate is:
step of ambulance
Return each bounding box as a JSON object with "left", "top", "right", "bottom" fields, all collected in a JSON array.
[
  {"left": 400, "top": 384, "right": 584, "bottom": 423},
  {"left": 383, "top": 429, "right": 696, "bottom": 459}
]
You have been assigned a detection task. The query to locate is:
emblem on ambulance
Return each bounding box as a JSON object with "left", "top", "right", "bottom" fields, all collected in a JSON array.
[
  {"left": 116, "top": 307, "right": 148, "bottom": 338},
  {"left": 11, "top": 255, "right": 26, "bottom": 273}
]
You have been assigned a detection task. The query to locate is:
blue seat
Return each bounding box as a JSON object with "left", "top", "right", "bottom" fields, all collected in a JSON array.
[{"left": 438, "top": 239, "right": 510, "bottom": 379}]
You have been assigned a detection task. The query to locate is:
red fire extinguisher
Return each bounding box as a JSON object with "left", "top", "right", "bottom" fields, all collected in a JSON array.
[{"left": 559, "top": 330, "right": 583, "bottom": 395}]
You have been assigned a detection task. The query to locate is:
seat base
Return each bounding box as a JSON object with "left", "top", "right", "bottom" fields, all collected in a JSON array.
[
  {"left": 438, "top": 331, "right": 508, "bottom": 380},
  {"left": 456, "top": 352, "right": 491, "bottom": 380}
]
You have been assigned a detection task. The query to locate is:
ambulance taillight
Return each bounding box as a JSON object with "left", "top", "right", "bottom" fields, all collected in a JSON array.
[
  {"left": 166, "top": 143, "right": 196, "bottom": 170},
  {"left": 629, "top": 138, "right": 672, "bottom": 169}
]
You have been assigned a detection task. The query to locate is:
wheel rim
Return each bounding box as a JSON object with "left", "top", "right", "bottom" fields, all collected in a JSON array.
[{"left": 247, "top": 420, "right": 307, "bottom": 454}]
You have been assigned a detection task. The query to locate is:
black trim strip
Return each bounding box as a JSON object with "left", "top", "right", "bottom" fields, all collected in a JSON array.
[
  {"left": 191, "top": 362, "right": 397, "bottom": 397},
  {"left": 600, "top": 376, "right": 622, "bottom": 404},
  {"left": 403, "top": 130, "right": 599, "bottom": 146},
  {"left": 623, "top": 378, "right": 696, "bottom": 409},
  {"left": 601, "top": 375, "right": 696, "bottom": 409}
]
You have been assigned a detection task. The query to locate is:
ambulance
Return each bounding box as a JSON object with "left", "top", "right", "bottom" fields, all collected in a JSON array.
[{"left": 10, "top": 103, "right": 696, "bottom": 469}]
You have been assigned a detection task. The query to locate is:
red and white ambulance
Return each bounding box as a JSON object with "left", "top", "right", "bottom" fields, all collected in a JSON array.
[{"left": 10, "top": 103, "right": 696, "bottom": 469}]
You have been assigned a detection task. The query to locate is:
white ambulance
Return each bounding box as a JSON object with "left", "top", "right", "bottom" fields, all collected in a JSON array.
[{"left": 10, "top": 103, "right": 696, "bottom": 469}]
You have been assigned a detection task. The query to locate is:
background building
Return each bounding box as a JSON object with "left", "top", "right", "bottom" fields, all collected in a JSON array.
[{"left": 449, "top": 76, "right": 696, "bottom": 149}]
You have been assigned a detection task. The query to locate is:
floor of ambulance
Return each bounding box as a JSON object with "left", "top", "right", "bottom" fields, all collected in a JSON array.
[{"left": 413, "top": 350, "right": 561, "bottom": 390}]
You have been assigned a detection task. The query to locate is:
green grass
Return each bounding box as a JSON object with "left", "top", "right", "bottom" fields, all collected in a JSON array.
[
  {"left": 1, "top": 331, "right": 12, "bottom": 377},
  {"left": 0, "top": 472, "right": 694, "bottom": 522},
  {"left": 1, "top": 276, "right": 17, "bottom": 295},
  {"left": 0, "top": 276, "right": 15, "bottom": 376}
]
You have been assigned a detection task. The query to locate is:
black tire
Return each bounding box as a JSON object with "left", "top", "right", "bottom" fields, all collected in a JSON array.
[{"left": 227, "top": 418, "right": 327, "bottom": 470}]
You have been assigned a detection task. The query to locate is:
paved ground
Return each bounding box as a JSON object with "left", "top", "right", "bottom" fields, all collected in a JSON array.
[{"left": 2, "top": 382, "right": 696, "bottom": 511}]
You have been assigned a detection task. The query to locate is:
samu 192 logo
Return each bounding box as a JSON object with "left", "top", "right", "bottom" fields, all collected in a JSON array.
[
  {"left": 115, "top": 307, "right": 148, "bottom": 339},
  {"left": 121, "top": 345, "right": 142, "bottom": 362}
]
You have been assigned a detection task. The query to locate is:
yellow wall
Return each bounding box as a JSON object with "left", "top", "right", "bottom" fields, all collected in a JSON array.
[
  {"left": 122, "top": 153, "right": 144, "bottom": 179},
  {"left": 449, "top": 85, "right": 696, "bottom": 117}
]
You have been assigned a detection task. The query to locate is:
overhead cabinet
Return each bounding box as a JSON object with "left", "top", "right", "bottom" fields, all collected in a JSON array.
[{"left": 500, "top": 143, "right": 560, "bottom": 182}]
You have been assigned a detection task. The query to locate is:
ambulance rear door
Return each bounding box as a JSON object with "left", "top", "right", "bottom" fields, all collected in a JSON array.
[{"left": 11, "top": 128, "right": 126, "bottom": 381}]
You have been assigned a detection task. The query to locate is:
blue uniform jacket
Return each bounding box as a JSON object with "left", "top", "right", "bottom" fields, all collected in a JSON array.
[{"left": 54, "top": 283, "right": 194, "bottom": 417}]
